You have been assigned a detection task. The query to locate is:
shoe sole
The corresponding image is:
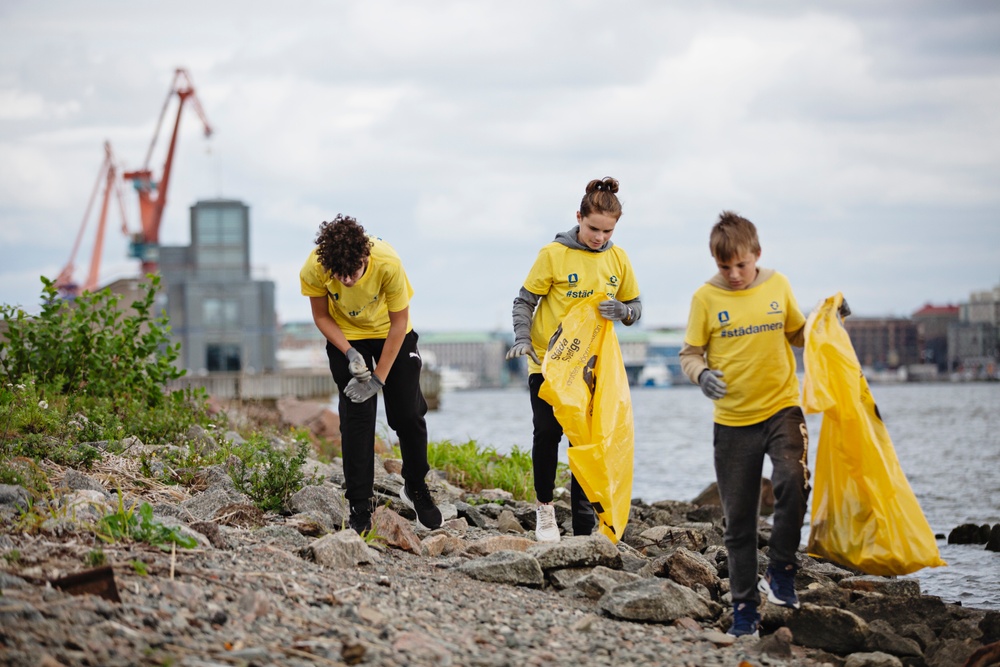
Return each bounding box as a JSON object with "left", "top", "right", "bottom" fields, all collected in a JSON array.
[
  {"left": 534, "top": 530, "right": 560, "bottom": 543},
  {"left": 399, "top": 487, "right": 441, "bottom": 530},
  {"left": 758, "top": 577, "right": 801, "bottom": 609}
]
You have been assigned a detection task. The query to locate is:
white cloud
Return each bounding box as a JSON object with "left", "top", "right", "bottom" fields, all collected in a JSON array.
[{"left": 1, "top": 1, "right": 998, "bottom": 327}]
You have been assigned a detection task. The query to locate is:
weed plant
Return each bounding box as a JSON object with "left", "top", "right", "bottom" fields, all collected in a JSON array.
[
  {"left": 229, "top": 433, "right": 314, "bottom": 512},
  {"left": 414, "top": 439, "right": 570, "bottom": 502},
  {"left": 96, "top": 496, "right": 198, "bottom": 551}
]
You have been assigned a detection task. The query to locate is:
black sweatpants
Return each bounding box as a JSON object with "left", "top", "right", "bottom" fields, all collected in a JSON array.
[
  {"left": 326, "top": 331, "right": 429, "bottom": 502},
  {"left": 528, "top": 373, "right": 597, "bottom": 536}
]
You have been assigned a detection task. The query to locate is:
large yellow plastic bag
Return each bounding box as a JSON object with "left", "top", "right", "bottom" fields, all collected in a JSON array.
[
  {"left": 803, "top": 292, "right": 945, "bottom": 575},
  {"left": 539, "top": 294, "right": 634, "bottom": 543}
]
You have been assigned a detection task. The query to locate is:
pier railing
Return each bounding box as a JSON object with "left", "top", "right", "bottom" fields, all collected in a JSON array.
[{"left": 166, "top": 368, "right": 442, "bottom": 408}]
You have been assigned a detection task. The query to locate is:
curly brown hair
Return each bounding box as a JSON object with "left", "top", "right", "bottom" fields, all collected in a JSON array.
[
  {"left": 314, "top": 215, "right": 372, "bottom": 277},
  {"left": 580, "top": 177, "right": 623, "bottom": 219}
]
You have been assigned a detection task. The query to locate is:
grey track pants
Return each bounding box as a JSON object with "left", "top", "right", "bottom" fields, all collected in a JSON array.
[{"left": 714, "top": 406, "right": 811, "bottom": 604}]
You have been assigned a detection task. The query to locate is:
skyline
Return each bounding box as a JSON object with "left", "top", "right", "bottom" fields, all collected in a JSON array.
[{"left": 2, "top": 1, "right": 998, "bottom": 332}]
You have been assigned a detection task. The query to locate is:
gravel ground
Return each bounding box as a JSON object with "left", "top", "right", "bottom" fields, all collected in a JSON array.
[{"left": 0, "top": 516, "right": 832, "bottom": 667}]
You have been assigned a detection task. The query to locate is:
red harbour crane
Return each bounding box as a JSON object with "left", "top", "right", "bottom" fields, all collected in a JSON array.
[
  {"left": 54, "top": 68, "right": 213, "bottom": 297},
  {"left": 54, "top": 140, "right": 129, "bottom": 299},
  {"left": 124, "top": 67, "right": 213, "bottom": 276}
]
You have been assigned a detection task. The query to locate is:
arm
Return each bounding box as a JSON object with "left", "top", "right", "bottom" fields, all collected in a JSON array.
[
  {"left": 311, "top": 296, "right": 372, "bottom": 380},
  {"left": 373, "top": 306, "right": 409, "bottom": 383},
  {"left": 785, "top": 325, "right": 805, "bottom": 348},
  {"left": 623, "top": 297, "right": 642, "bottom": 326},
  {"left": 507, "top": 287, "right": 541, "bottom": 363},
  {"left": 679, "top": 341, "right": 709, "bottom": 385},
  {"left": 310, "top": 296, "right": 351, "bottom": 353}
]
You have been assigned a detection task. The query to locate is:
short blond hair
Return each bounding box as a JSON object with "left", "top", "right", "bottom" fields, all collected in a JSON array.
[{"left": 710, "top": 211, "right": 760, "bottom": 261}]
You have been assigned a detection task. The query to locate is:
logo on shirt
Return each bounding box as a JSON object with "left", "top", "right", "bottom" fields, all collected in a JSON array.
[
  {"left": 568, "top": 273, "right": 579, "bottom": 287},
  {"left": 768, "top": 301, "right": 783, "bottom": 315},
  {"left": 332, "top": 293, "right": 340, "bottom": 301},
  {"left": 608, "top": 275, "right": 618, "bottom": 286},
  {"left": 718, "top": 311, "right": 730, "bottom": 325}
]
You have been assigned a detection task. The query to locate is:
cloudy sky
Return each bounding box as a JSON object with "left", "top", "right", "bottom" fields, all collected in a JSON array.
[{"left": 2, "top": 1, "right": 998, "bottom": 333}]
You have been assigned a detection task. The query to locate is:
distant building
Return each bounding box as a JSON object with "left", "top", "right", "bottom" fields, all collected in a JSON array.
[
  {"left": 949, "top": 283, "right": 999, "bottom": 378},
  {"left": 911, "top": 303, "right": 960, "bottom": 372},
  {"left": 158, "top": 199, "right": 278, "bottom": 374},
  {"left": 843, "top": 317, "right": 920, "bottom": 370},
  {"left": 418, "top": 331, "right": 512, "bottom": 389}
]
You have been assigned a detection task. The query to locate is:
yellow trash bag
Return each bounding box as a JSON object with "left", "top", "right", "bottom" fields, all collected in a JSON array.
[
  {"left": 803, "top": 292, "right": 946, "bottom": 576},
  {"left": 539, "top": 294, "right": 634, "bottom": 543}
]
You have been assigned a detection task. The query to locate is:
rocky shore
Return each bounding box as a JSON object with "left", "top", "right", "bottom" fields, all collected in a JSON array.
[{"left": 2, "top": 414, "right": 999, "bottom": 667}]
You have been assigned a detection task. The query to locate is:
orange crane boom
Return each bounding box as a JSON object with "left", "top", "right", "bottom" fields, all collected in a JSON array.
[
  {"left": 55, "top": 141, "right": 129, "bottom": 299},
  {"left": 123, "top": 67, "right": 213, "bottom": 276}
]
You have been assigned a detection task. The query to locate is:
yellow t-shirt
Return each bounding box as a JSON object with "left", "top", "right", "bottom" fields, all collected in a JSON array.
[
  {"left": 299, "top": 237, "right": 414, "bottom": 340},
  {"left": 684, "top": 272, "right": 805, "bottom": 426},
  {"left": 523, "top": 242, "right": 640, "bottom": 374}
]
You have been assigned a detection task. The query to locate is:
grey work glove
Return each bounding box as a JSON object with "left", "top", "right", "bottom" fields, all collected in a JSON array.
[
  {"left": 345, "top": 347, "right": 372, "bottom": 381},
  {"left": 345, "top": 375, "right": 384, "bottom": 403},
  {"left": 698, "top": 369, "right": 727, "bottom": 400},
  {"left": 598, "top": 299, "right": 633, "bottom": 322},
  {"left": 505, "top": 340, "right": 540, "bottom": 365},
  {"left": 838, "top": 298, "right": 851, "bottom": 319}
]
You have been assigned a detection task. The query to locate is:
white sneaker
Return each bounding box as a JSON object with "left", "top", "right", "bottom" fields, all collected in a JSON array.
[{"left": 535, "top": 503, "right": 561, "bottom": 543}]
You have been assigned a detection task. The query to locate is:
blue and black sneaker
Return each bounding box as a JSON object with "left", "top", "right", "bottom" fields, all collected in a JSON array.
[
  {"left": 758, "top": 561, "right": 801, "bottom": 609},
  {"left": 727, "top": 601, "right": 760, "bottom": 638}
]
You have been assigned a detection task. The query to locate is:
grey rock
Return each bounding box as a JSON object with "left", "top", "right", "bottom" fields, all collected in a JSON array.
[
  {"left": 0, "top": 484, "right": 30, "bottom": 511},
  {"left": 305, "top": 531, "right": 376, "bottom": 568},
  {"left": 179, "top": 487, "right": 252, "bottom": 521},
  {"left": 787, "top": 603, "right": 870, "bottom": 654},
  {"left": 547, "top": 567, "right": 592, "bottom": 590},
  {"left": 865, "top": 619, "right": 923, "bottom": 657},
  {"left": 987, "top": 524, "right": 1000, "bottom": 552},
  {"left": 497, "top": 509, "right": 525, "bottom": 534},
  {"left": 61, "top": 469, "right": 108, "bottom": 496},
  {"left": 839, "top": 575, "right": 921, "bottom": 598},
  {"left": 925, "top": 637, "right": 978, "bottom": 667},
  {"left": 599, "top": 577, "right": 716, "bottom": 622},
  {"left": 256, "top": 524, "right": 311, "bottom": 550},
  {"left": 457, "top": 550, "right": 544, "bottom": 587},
  {"left": 453, "top": 501, "right": 487, "bottom": 529},
  {"left": 633, "top": 525, "right": 708, "bottom": 557},
  {"left": 286, "top": 483, "right": 349, "bottom": 527},
  {"left": 843, "top": 651, "right": 903, "bottom": 667},
  {"left": 527, "top": 534, "right": 622, "bottom": 571},
  {"left": 664, "top": 546, "right": 720, "bottom": 597},
  {"left": 573, "top": 565, "right": 640, "bottom": 599}
]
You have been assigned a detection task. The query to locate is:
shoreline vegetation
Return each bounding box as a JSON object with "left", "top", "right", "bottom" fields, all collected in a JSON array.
[{"left": 2, "top": 281, "right": 999, "bottom": 667}]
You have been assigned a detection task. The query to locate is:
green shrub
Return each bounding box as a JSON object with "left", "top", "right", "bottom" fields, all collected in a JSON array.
[
  {"left": 229, "top": 433, "right": 313, "bottom": 512},
  {"left": 0, "top": 275, "right": 183, "bottom": 407}
]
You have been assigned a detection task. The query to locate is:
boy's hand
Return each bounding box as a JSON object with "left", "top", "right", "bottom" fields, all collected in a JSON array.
[
  {"left": 346, "top": 347, "right": 372, "bottom": 381},
  {"left": 345, "top": 375, "right": 384, "bottom": 403},
  {"left": 598, "top": 299, "right": 633, "bottom": 322},
  {"left": 506, "top": 340, "right": 540, "bottom": 365},
  {"left": 698, "top": 369, "right": 727, "bottom": 400}
]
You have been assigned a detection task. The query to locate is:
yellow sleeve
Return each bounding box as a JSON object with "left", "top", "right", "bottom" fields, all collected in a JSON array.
[
  {"left": 523, "top": 246, "right": 555, "bottom": 296},
  {"left": 299, "top": 251, "right": 329, "bottom": 298}
]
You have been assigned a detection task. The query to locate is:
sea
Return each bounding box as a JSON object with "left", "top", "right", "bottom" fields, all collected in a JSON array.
[{"left": 404, "top": 381, "right": 1000, "bottom": 611}]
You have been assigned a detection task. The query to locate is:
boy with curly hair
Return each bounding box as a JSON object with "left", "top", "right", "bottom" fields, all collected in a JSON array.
[{"left": 300, "top": 215, "right": 441, "bottom": 533}]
